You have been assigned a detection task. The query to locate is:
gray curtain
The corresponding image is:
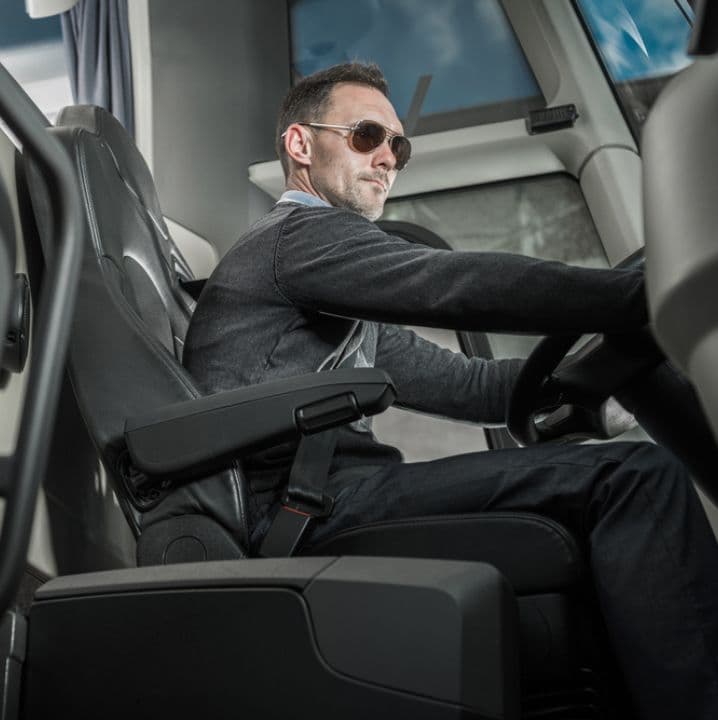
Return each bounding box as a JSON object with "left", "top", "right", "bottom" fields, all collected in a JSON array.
[{"left": 61, "top": 0, "right": 134, "bottom": 136}]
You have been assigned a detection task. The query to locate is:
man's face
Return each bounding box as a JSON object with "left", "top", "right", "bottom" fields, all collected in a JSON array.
[{"left": 308, "top": 83, "right": 403, "bottom": 221}]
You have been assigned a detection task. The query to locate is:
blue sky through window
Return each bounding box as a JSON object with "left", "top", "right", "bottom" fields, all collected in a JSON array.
[
  {"left": 577, "top": 0, "right": 693, "bottom": 82},
  {"left": 290, "top": 0, "right": 542, "bottom": 119}
]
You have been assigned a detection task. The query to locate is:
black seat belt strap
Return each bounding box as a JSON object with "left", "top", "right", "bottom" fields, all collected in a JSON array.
[{"left": 259, "top": 427, "right": 338, "bottom": 557}]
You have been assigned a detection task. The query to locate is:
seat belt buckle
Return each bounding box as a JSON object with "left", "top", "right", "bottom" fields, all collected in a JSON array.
[
  {"left": 282, "top": 486, "right": 334, "bottom": 518},
  {"left": 258, "top": 428, "right": 339, "bottom": 558},
  {"left": 258, "top": 490, "right": 334, "bottom": 558}
]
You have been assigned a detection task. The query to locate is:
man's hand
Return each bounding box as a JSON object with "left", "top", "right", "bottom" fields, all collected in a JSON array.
[{"left": 598, "top": 397, "right": 637, "bottom": 438}]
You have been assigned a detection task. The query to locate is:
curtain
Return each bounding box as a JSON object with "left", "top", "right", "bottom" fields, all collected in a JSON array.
[{"left": 60, "top": 0, "right": 134, "bottom": 136}]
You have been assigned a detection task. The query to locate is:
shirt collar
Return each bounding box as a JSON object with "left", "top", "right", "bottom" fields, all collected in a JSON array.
[{"left": 277, "top": 190, "right": 331, "bottom": 208}]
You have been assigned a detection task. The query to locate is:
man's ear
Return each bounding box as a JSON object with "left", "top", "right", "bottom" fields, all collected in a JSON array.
[{"left": 284, "top": 123, "right": 312, "bottom": 168}]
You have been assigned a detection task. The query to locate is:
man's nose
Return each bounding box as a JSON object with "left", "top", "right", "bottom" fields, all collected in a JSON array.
[{"left": 372, "top": 137, "right": 396, "bottom": 170}]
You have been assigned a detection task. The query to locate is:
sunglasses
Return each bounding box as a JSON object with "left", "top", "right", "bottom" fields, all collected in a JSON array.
[{"left": 295, "top": 120, "right": 411, "bottom": 171}]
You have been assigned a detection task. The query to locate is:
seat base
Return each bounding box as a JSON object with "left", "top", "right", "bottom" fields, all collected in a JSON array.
[
  {"left": 304, "top": 512, "right": 584, "bottom": 594},
  {"left": 304, "top": 511, "right": 632, "bottom": 715}
]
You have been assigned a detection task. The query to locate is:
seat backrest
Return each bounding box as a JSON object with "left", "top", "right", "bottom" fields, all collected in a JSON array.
[
  {"left": 23, "top": 105, "right": 249, "bottom": 564},
  {"left": 56, "top": 105, "right": 195, "bottom": 358}
]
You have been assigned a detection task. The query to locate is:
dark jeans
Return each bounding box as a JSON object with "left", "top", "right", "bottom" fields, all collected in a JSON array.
[{"left": 304, "top": 441, "right": 718, "bottom": 720}]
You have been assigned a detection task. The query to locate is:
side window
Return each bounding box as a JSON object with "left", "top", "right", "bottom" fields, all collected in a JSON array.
[
  {"left": 0, "top": 0, "right": 72, "bottom": 124},
  {"left": 382, "top": 174, "right": 607, "bottom": 361},
  {"left": 370, "top": 323, "right": 491, "bottom": 462},
  {"left": 576, "top": 0, "right": 694, "bottom": 139},
  {"left": 376, "top": 175, "right": 648, "bottom": 454},
  {"left": 372, "top": 175, "right": 610, "bottom": 460}
]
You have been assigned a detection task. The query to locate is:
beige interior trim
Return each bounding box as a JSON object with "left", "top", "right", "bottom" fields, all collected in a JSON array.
[{"left": 25, "top": 0, "right": 78, "bottom": 19}]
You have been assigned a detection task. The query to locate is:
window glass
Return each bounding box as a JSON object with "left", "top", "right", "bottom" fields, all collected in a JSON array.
[
  {"left": 0, "top": 0, "right": 72, "bottom": 124},
  {"left": 576, "top": 0, "right": 694, "bottom": 137},
  {"left": 289, "top": 0, "right": 545, "bottom": 135},
  {"left": 371, "top": 325, "right": 491, "bottom": 462},
  {"left": 0, "top": 0, "right": 62, "bottom": 47},
  {"left": 382, "top": 174, "right": 608, "bottom": 360},
  {"left": 382, "top": 175, "right": 648, "bottom": 445}
]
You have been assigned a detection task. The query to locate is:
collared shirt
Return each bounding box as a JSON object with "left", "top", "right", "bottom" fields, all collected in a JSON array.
[{"left": 277, "top": 190, "right": 331, "bottom": 208}]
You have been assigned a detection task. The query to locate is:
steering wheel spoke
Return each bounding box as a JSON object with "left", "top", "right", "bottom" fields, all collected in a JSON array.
[{"left": 535, "top": 404, "right": 607, "bottom": 444}]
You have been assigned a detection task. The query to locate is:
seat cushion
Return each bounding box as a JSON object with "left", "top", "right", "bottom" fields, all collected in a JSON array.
[{"left": 304, "top": 512, "right": 584, "bottom": 595}]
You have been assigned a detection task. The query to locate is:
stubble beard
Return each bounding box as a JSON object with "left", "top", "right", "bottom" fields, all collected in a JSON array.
[
  {"left": 313, "top": 154, "right": 385, "bottom": 221},
  {"left": 318, "top": 178, "right": 384, "bottom": 221}
]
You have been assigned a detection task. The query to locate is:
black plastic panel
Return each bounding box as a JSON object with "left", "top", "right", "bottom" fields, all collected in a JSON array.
[
  {"left": 25, "top": 557, "right": 517, "bottom": 719},
  {"left": 1, "top": 274, "right": 30, "bottom": 375},
  {"left": 35, "top": 557, "right": 334, "bottom": 600},
  {"left": 305, "top": 557, "right": 519, "bottom": 718}
]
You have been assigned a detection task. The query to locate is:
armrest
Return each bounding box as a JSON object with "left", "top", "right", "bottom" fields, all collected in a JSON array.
[{"left": 124, "top": 367, "right": 395, "bottom": 480}]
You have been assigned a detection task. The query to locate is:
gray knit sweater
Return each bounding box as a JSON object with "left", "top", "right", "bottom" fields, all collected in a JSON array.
[{"left": 183, "top": 193, "right": 646, "bottom": 516}]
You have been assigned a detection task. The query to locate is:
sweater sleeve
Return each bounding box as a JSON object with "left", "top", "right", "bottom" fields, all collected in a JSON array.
[
  {"left": 375, "top": 324, "right": 522, "bottom": 425},
  {"left": 274, "top": 205, "right": 647, "bottom": 335}
]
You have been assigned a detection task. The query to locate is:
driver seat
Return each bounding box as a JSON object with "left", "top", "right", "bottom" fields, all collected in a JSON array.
[{"left": 23, "top": 105, "right": 620, "bottom": 712}]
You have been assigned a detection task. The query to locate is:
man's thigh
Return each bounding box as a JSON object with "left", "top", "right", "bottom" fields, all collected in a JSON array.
[{"left": 309, "top": 440, "right": 672, "bottom": 544}]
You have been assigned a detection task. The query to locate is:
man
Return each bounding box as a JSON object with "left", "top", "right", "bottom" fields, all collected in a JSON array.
[{"left": 183, "top": 63, "right": 718, "bottom": 718}]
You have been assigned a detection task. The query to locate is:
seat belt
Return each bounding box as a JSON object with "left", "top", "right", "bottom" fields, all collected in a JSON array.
[
  {"left": 259, "top": 427, "right": 338, "bottom": 557},
  {"left": 260, "top": 320, "right": 366, "bottom": 557}
]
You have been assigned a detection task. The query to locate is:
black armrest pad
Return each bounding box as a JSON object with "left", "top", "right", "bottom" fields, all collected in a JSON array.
[{"left": 124, "top": 368, "right": 395, "bottom": 478}]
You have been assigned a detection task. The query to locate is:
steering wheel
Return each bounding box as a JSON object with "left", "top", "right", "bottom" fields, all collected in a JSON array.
[
  {"left": 506, "top": 333, "right": 582, "bottom": 446},
  {"left": 506, "top": 327, "right": 718, "bottom": 506},
  {"left": 506, "top": 330, "right": 664, "bottom": 446}
]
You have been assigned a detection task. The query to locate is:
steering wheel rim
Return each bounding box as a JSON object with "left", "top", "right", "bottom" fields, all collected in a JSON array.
[{"left": 506, "top": 334, "right": 583, "bottom": 446}]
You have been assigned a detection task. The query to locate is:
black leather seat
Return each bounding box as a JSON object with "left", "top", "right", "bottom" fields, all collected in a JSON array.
[
  {"left": 24, "top": 104, "right": 252, "bottom": 565},
  {"left": 23, "top": 105, "right": 617, "bottom": 710}
]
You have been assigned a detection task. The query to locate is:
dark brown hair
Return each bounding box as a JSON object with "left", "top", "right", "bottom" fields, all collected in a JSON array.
[{"left": 275, "top": 62, "right": 389, "bottom": 176}]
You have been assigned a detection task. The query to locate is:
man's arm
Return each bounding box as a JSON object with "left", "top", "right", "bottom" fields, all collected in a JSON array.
[
  {"left": 375, "top": 324, "right": 522, "bottom": 425},
  {"left": 274, "top": 206, "right": 647, "bottom": 335}
]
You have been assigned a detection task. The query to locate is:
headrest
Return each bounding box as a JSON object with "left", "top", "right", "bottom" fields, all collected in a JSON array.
[{"left": 55, "top": 105, "right": 168, "bottom": 241}]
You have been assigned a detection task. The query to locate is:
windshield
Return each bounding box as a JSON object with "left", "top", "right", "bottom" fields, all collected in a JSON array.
[{"left": 290, "top": 0, "right": 544, "bottom": 135}]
